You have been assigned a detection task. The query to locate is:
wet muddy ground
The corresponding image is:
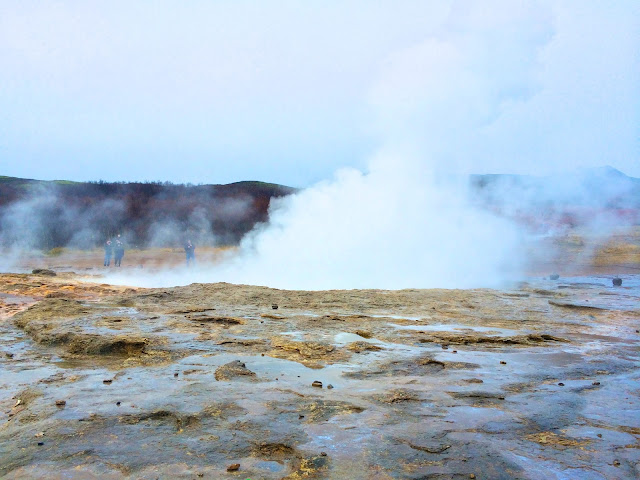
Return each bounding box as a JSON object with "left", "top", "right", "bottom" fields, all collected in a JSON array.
[{"left": 0, "top": 269, "right": 639, "bottom": 479}]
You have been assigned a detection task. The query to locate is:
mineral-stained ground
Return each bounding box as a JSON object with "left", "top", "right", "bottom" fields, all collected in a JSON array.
[{"left": 0, "top": 246, "right": 639, "bottom": 479}]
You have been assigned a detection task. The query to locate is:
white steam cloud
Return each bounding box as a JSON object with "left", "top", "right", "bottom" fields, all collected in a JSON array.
[
  {"left": 214, "top": 1, "right": 550, "bottom": 289},
  {"left": 102, "top": 1, "right": 555, "bottom": 289}
]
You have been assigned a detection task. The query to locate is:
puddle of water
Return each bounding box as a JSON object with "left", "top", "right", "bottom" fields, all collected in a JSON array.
[
  {"left": 255, "top": 460, "right": 286, "bottom": 473},
  {"left": 527, "top": 275, "right": 640, "bottom": 311},
  {"left": 369, "top": 314, "right": 426, "bottom": 321},
  {"left": 280, "top": 331, "right": 307, "bottom": 341},
  {"left": 0, "top": 293, "right": 34, "bottom": 303},
  {"left": 333, "top": 332, "right": 384, "bottom": 345},
  {"left": 387, "top": 323, "right": 519, "bottom": 336},
  {"left": 179, "top": 353, "right": 357, "bottom": 389}
]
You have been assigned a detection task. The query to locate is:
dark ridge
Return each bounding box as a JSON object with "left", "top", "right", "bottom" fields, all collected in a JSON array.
[{"left": 0, "top": 176, "right": 297, "bottom": 250}]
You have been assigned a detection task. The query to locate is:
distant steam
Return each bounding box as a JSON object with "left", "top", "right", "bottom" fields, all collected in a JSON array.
[{"left": 194, "top": 0, "right": 552, "bottom": 289}]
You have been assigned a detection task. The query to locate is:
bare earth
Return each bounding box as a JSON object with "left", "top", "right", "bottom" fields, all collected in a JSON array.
[{"left": 0, "top": 236, "right": 639, "bottom": 479}]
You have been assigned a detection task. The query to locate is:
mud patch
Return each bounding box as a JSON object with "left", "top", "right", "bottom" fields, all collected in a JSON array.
[
  {"left": 252, "top": 442, "right": 297, "bottom": 459},
  {"left": 347, "top": 341, "right": 383, "bottom": 353},
  {"left": 525, "top": 432, "right": 591, "bottom": 448},
  {"left": 13, "top": 298, "right": 91, "bottom": 325},
  {"left": 186, "top": 314, "right": 244, "bottom": 325},
  {"left": 418, "top": 333, "right": 568, "bottom": 346},
  {"left": 548, "top": 300, "right": 607, "bottom": 311},
  {"left": 301, "top": 400, "right": 365, "bottom": 422},
  {"left": 374, "top": 388, "right": 420, "bottom": 403},
  {"left": 345, "top": 355, "right": 478, "bottom": 379},
  {"left": 119, "top": 409, "right": 200, "bottom": 431},
  {"left": 269, "top": 338, "right": 347, "bottom": 367},
  {"left": 447, "top": 390, "right": 506, "bottom": 407},
  {"left": 214, "top": 360, "right": 258, "bottom": 381},
  {"left": 282, "top": 454, "right": 329, "bottom": 479}
]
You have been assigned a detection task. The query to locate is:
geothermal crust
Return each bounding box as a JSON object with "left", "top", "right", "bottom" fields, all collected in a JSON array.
[{"left": 0, "top": 271, "right": 639, "bottom": 479}]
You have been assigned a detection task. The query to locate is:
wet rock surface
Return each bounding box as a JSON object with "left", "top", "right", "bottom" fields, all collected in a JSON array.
[
  {"left": 0, "top": 272, "right": 639, "bottom": 479},
  {"left": 214, "top": 360, "right": 257, "bottom": 381}
]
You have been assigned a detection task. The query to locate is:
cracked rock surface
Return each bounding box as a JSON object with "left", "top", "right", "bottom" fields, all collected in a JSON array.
[{"left": 0, "top": 271, "right": 639, "bottom": 479}]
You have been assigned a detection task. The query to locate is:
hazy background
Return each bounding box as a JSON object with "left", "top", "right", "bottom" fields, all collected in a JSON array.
[
  {"left": 1, "top": 0, "right": 638, "bottom": 289},
  {"left": 1, "top": 0, "right": 638, "bottom": 186}
]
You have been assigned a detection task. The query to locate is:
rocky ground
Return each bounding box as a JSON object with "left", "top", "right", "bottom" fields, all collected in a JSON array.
[{"left": 0, "top": 240, "right": 639, "bottom": 479}]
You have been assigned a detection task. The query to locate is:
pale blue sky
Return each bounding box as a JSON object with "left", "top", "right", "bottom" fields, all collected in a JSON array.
[{"left": 1, "top": 0, "right": 638, "bottom": 186}]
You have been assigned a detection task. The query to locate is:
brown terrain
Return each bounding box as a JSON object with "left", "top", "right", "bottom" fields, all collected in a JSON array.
[{"left": 0, "top": 231, "right": 639, "bottom": 479}]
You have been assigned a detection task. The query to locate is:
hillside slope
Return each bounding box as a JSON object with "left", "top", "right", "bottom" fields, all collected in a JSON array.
[{"left": 0, "top": 177, "right": 296, "bottom": 249}]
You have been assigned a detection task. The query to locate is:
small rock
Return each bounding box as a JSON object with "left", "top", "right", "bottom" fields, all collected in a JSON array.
[
  {"left": 470, "top": 475, "right": 476, "bottom": 479},
  {"left": 312, "top": 381, "right": 323, "bottom": 388},
  {"left": 34, "top": 432, "right": 44, "bottom": 438},
  {"left": 215, "top": 360, "right": 257, "bottom": 381},
  {"left": 500, "top": 361, "right": 507, "bottom": 365},
  {"left": 327, "top": 384, "right": 334, "bottom": 389},
  {"left": 299, "top": 415, "right": 305, "bottom": 419},
  {"left": 592, "top": 381, "right": 600, "bottom": 385},
  {"left": 32, "top": 268, "right": 56, "bottom": 276},
  {"left": 37, "top": 442, "right": 44, "bottom": 446},
  {"left": 320, "top": 451, "right": 327, "bottom": 456},
  {"left": 354, "top": 330, "right": 372, "bottom": 339},
  {"left": 5, "top": 353, "right": 14, "bottom": 359},
  {"left": 613, "top": 460, "right": 620, "bottom": 466},
  {"left": 55, "top": 400, "right": 66, "bottom": 406},
  {"left": 197, "top": 474, "right": 204, "bottom": 478},
  {"left": 272, "top": 304, "right": 278, "bottom": 310},
  {"left": 549, "top": 274, "right": 560, "bottom": 280},
  {"left": 441, "top": 345, "right": 448, "bottom": 350},
  {"left": 558, "top": 382, "right": 565, "bottom": 386},
  {"left": 227, "top": 463, "right": 240, "bottom": 471},
  {"left": 116, "top": 401, "right": 121, "bottom": 406},
  {"left": 612, "top": 277, "right": 622, "bottom": 286},
  {"left": 452, "top": 350, "right": 457, "bottom": 354},
  {"left": 103, "top": 379, "right": 113, "bottom": 384},
  {"left": 597, "top": 433, "right": 602, "bottom": 438}
]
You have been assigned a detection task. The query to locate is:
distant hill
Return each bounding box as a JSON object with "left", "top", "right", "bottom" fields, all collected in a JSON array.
[
  {"left": 2, "top": 166, "right": 637, "bottom": 250},
  {"left": 470, "top": 166, "right": 640, "bottom": 231},
  {"left": 0, "top": 177, "right": 296, "bottom": 250}
]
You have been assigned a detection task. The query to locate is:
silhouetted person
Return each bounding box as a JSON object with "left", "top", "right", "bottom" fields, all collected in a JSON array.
[
  {"left": 103, "top": 239, "right": 113, "bottom": 266},
  {"left": 184, "top": 240, "right": 195, "bottom": 266},
  {"left": 114, "top": 235, "right": 125, "bottom": 267}
]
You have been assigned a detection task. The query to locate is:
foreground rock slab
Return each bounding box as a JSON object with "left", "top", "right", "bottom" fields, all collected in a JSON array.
[{"left": 0, "top": 272, "right": 639, "bottom": 479}]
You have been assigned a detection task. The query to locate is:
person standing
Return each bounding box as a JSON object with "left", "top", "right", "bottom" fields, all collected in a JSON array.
[
  {"left": 184, "top": 240, "right": 195, "bottom": 266},
  {"left": 114, "top": 235, "right": 125, "bottom": 267},
  {"left": 103, "top": 239, "right": 113, "bottom": 266}
]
